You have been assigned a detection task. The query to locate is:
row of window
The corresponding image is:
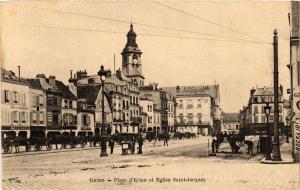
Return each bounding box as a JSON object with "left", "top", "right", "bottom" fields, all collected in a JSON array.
[
  {"left": 253, "top": 105, "right": 282, "bottom": 114},
  {"left": 31, "top": 112, "right": 45, "bottom": 124},
  {"left": 178, "top": 99, "right": 209, "bottom": 104},
  {"left": 178, "top": 113, "right": 203, "bottom": 118},
  {"left": 63, "top": 100, "right": 74, "bottom": 109},
  {"left": 178, "top": 117, "right": 203, "bottom": 124},
  {"left": 252, "top": 96, "right": 273, "bottom": 103},
  {"left": 253, "top": 115, "right": 283, "bottom": 123},
  {"left": 130, "top": 109, "right": 139, "bottom": 118},
  {"left": 1, "top": 111, "right": 29, "bottom": 125},
  {"left": 63, "top": 113, "right": 77, "bottom": 125},
  {"left": 2, "top": 90, "right": 27, "bottom": 105},
  {"left": 178, "top": 104, "right": 203, "bottom": 109},
  {"left": 129, "top": 95, "right": 139, "bottom": 105},
  {"left": 32, "top": 95, "right": 44, "bottom": 107},
  {"left": 1, "top": 111, "right": 93, "bottom": 126}
]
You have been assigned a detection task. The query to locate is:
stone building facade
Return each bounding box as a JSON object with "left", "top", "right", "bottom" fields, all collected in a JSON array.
[
  {"left": 162, "top": 85, "right": 221, "bottom": 136},
  {"left": 287, "top": 1, "right": 300, "bottom": 162}
]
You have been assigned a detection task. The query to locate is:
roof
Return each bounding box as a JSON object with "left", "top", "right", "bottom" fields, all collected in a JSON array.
[
  {"left": 126, "top": 69, "right": 144, "bottom": 78},
  {"left": 105, "top": 74, "right": 127, "bottom": 85},
  {"left": 252, "top": 86, "right": 282, "bottom": 96},
  {"left": 26, "top": 79, "right": 43, "bottom": 90},
  {"left": 139, "top": 91, "right": 153, "bottom": 101},
  {"left": 55, "top": 80, "right": 77, "bottom": 100},
  {"left": 1, "top": 67, "right": 29, "bottom": 86},
  {"left": 223, "top": 113, "right": 239, "bottom": 122},
  {"left": 77, "top": 85, "right": 102, "bottom": 105}
]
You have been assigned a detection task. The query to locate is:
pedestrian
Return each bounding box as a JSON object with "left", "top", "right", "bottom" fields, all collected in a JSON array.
[
  {"left": 163, "top": 132, "right": 169, "bottom": 146},
  {"left": 244, "top": 140, "right": 253, "bottom": 156},
  {"left": 137, "top": 135, "right": 144, "bottom": 154},
  {"left": 109, "top": 137, "right": 115, "bottom": 154},
  {"left": 131, "top": 136, "right": 136, "bottom": 154},
  {"left": 153, "top": 133, "right": 158, "bottom": 146},
  {"left": 14, "top": 136, "right": 20, "bottom": 153}
]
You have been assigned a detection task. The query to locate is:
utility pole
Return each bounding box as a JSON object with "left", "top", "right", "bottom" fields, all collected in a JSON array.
[{"left": 272, "top": 29, "right": 282, "bottom": 161}]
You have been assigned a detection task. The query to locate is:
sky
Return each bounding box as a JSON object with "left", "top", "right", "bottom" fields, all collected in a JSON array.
[{"left": 0, "top": 1, "right": 291, "bottom": 113}]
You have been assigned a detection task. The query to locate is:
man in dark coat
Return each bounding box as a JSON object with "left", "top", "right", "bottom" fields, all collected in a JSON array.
[
  {"left": 109, "top": 138, "right": 115, "bottom": 154},
  {"left": 163, "top": 132, "right": 169, "bottom": 146},
  {"left": 137, "top": 135, "right": 144, "bottom": 154}
]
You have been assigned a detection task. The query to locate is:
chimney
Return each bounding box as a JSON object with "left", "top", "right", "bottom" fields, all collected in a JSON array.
[
  {"left": 250, "top": 88, "right": 256, "bottom": 96},
  {"left": 151, "top": 83, "right": 156, "bottom": 91},
  {"left": 17, "top": 66, "right": 20, "bottom": 81},
  {"left": 49, "top": 75, "right": 56, "bottom": 87},
  {"left": 70, "top": 70, "right": 73, "bottom": 79},
  {"left": 36, "top": 74, "right": 46, "bottom": 78}
]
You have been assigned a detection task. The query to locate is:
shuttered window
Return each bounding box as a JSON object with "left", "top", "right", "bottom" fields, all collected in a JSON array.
[
  {"left": 31, "top": 112, "right": 37, "bottom": 123},
  {"left": 39, "top": 112, "right": 44, "bottom": 124},
  {"left": 13, "top": 111, "right": 18, "bottom": 123},
  {"left": 20, "top": 112, "right": 26, "bottom": 123},
  {"left": 39, "top": 96, "right": 44, "bottom": 106}
]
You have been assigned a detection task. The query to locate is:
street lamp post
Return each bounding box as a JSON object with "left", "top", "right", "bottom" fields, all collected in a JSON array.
[
  {"left": 272, "top": 29, "right": 282, "bottom": 161},
  {"left": 98, "top": 65, "right": 108, "bottom": 157},
  {"left": 264, "top": 102, "right": 272, "bottom": 160}
]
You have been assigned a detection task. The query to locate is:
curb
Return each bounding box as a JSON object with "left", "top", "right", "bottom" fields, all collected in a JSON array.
[{"left": 260, "top": 157, "right": 294, "bottom": 164}]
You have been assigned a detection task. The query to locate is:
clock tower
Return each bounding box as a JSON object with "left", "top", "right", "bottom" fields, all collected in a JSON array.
[{"left": 121, "top": 24, "right": 145, "bottom": 87}]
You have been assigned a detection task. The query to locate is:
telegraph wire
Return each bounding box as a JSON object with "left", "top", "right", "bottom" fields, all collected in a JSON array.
[
  {"left": 152, "top": 1, "right": 269, "bottom": 43},
  {"left": 13, "top": 3, "right": 270, "bottom": 44},
  {"left": 3, "top": 23, "right": 272, "bottom": 45}
]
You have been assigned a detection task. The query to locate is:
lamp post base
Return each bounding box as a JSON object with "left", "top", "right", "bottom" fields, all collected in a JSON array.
[
  {"left": 100, "top": 137, "right": 108, "bottom": 157},
  {"left": 100, "top": 152, "right": 108, "bottom": 157},
  {"left": 272, "top": 142, "right": 282, "bottom": 161},
  {"left": 272, "top": 157, "right": 282, "bottom": 161}
]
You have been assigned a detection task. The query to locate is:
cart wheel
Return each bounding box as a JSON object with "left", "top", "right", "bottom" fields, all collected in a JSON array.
[
  {"left": 81, "top": 139, "right": 87, "bottom": 148},
  {"left": 34, "top": 144, "right": 41, "bottom": 151},
  {"left": 46, "top": 142, "right": 53, "bottom": 151},
  {"left": 26, "top": 144, "right": 31, "bottom": 152},
  {"left": 3, "top": 143, "right": 12, "bottom": 154}
]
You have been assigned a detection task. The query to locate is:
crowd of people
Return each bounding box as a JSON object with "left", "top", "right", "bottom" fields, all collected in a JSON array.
[{"left": 211, "top": 131, "right": 253, "bottom": 155}]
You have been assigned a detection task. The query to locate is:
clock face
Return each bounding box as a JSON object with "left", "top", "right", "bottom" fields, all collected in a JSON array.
[{"left": 133, "top": 58, "right": 138, "bottom": 64}]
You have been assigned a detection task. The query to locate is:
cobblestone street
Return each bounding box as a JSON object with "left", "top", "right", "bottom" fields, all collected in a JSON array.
[{"left": 2, "top": 138, "right": 299, "bottom": 190}]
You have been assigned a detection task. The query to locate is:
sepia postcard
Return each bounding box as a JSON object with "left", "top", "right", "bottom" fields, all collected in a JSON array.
[{"left": 0, "top": 1, "right": 300, "bottom": 190}]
